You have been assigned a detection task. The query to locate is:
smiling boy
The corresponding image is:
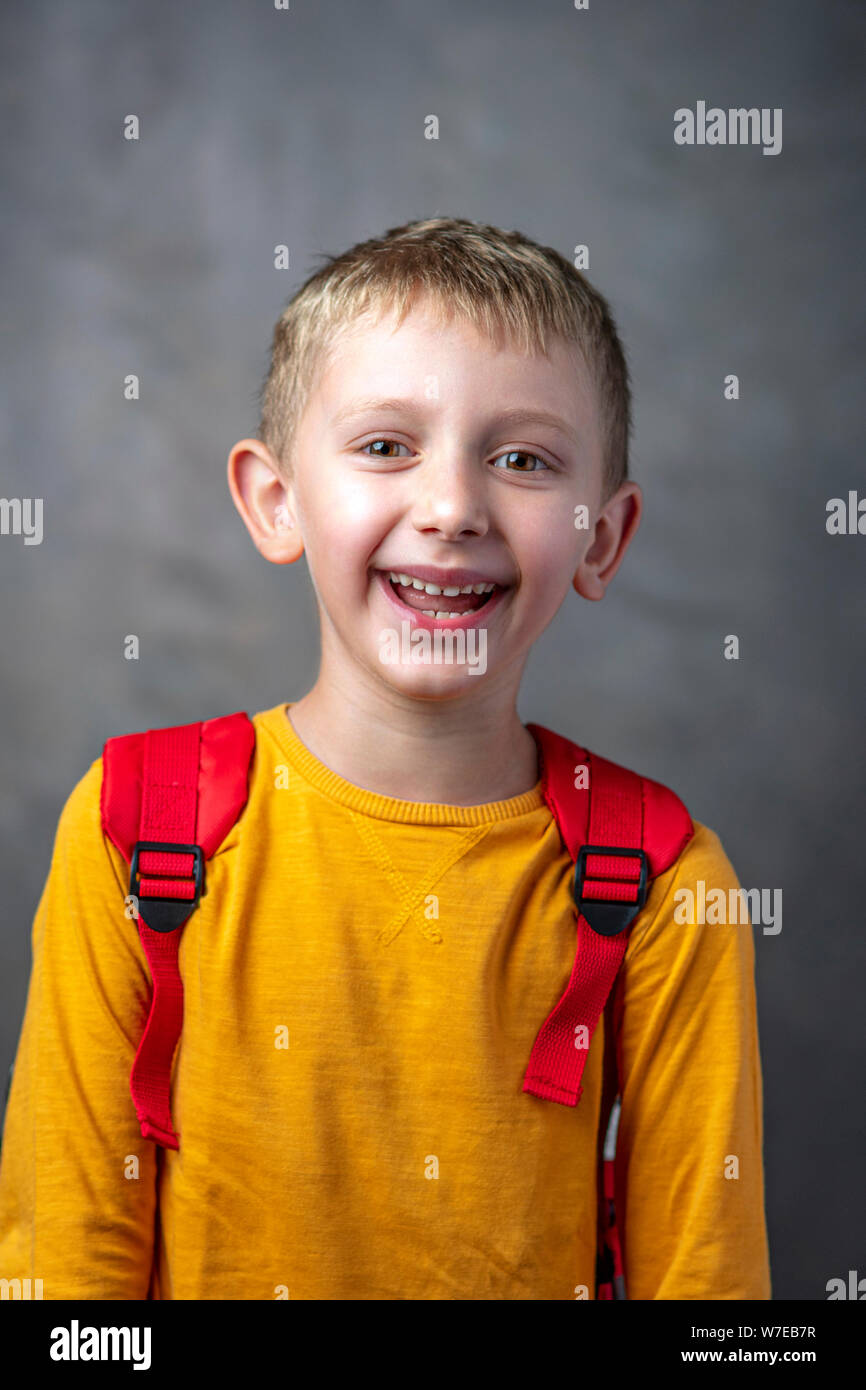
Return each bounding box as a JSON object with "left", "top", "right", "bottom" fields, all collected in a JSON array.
[{"left": 0, "top": 217, "right": 771, "bottom": 1299}]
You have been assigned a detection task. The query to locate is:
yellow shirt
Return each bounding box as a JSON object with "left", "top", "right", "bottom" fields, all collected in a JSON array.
[{"left": 0, "top": 703, "right": 771, "bottom": 1300}]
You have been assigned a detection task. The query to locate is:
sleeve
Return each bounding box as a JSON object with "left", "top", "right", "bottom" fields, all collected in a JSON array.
[
  {"left": 611, "top": 819, "right": 772, "bottom": 1300},
  {"left": 0, "top": 759, "right": 159, "bottom": 1299}
]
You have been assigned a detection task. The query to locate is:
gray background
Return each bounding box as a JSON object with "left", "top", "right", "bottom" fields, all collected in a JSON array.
[{"left": 1, "top": 0, "right": 864, "bottom": 1300}]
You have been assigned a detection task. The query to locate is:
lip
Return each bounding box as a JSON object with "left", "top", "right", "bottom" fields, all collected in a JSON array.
[{"left": 373, "top": 568, "right": 509, "bottom": 631}]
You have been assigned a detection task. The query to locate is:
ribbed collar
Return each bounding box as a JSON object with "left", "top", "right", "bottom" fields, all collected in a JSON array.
[{"left": 256, "top": 703, "right": 546, "bottom": 826}]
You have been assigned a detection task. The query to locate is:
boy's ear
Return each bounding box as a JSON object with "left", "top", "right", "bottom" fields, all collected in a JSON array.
[
  {"left": 227, "top": 439, "right": 304, "bottom": 564},
  {"left": 573, "top": 481, "right": 642, "bottom": 601}
]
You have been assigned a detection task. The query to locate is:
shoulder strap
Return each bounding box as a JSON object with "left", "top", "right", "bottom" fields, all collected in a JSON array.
[
  {"left": 525, "top": 723, "right": 692, "bottom": 1301},
  {"left": 101, "top": 711, "right": 255, "bottom": 1149},
  {"left": 522, "top": 723, "right": 693, "bottom": 1107}
]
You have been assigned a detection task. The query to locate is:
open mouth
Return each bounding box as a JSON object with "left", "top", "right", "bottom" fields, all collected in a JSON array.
[{"left": 375, "top": 569, "right": 507, "bottom": 623}]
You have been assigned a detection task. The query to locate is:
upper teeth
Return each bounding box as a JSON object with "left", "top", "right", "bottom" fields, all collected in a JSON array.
[{"left": 387, "top": 571, "right": 495, "bottom": 596}]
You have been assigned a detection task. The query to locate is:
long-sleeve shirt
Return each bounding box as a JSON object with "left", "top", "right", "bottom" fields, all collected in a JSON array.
[{"left": 0, "top": 702, "right": 771, "bottom": 1299}]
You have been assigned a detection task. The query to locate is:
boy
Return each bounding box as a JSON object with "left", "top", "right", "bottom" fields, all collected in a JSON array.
[{"left": 0, "top": 217, "right": 771, "bottom": 1299}]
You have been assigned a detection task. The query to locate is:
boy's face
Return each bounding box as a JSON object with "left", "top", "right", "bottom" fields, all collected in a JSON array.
[{"left": 229, "top": 295, "right": 640, "bottom": 706}]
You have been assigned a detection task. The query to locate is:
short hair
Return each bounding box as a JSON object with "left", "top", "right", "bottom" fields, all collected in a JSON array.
[{"left": 257, "top": 216, "right": 632, "bottom": 500}]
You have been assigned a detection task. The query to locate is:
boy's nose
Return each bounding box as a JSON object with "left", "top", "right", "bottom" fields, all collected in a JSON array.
[{"left": 409, "top": 460, "right": 490, "bottom": 540}]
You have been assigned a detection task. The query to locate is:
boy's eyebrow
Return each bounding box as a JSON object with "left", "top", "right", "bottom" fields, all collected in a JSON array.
[
  {"left": 332, "top": 397, "right": 417, "bottom": 426},
  {"left": 331, "top": 397, "right": 581, "bottom": 446}
]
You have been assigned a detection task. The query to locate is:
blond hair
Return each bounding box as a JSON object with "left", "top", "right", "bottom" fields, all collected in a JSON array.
[{"left": 257, "top": 216, "right": 631, "bottom": 499}]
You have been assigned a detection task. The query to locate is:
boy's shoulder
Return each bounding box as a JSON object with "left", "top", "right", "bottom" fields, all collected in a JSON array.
[
  {"left": 625, "top": 815, "right": 749, "bottom": 968},
  {"left": 53, "top": 754, "right": 106, "bottom": 846},
  {"left": 51, "top": 708, "right": 262, "bottom": 872},
  {"left": 97, "top": 710, "right": 256, "bottom": 875},
  {"left": 527, "top": 720, "right": 696, "bottom": 913}
]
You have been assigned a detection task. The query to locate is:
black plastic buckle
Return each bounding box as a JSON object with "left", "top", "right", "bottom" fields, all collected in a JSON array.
[
  {"left": 574, "top": 845, "right": 649, "bottom": 938},
  {"left": 129, "top": 840, "right": 205, "bottom": 934}
]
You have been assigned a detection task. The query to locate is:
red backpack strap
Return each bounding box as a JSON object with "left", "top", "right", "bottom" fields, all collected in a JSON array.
[
  {"left": 522, "top": 723, "right": 693, "bottom": 1108},
  {"left": 595, "top": 990, "right": 627, "bottom": 1299},
  {"left": 100, "top": 711, "right": 255, "bottom": 1149}
]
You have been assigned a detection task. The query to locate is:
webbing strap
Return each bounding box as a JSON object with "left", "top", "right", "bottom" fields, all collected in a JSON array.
[
  {"left": 129, "top": 722, "right": 202, "bottom": 1149},
  {"left": 522, "top": 753, "right": 644, "bottom": 1106}
]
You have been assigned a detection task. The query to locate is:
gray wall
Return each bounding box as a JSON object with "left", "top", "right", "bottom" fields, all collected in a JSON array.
[{"left": 2, "top": 0, "right": 863, "bottom": 1300}]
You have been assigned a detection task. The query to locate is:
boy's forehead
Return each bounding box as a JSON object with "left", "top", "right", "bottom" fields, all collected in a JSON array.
[{"left": 312, "top": 298, "right": 598, "bottom": 435}]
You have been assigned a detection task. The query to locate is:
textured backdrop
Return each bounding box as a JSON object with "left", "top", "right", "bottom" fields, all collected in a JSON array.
[{"left": 1, "top": 0, "right": 864, "bottom": 1300}]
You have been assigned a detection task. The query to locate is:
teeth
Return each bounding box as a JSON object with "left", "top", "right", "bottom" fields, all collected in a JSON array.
[
  {"left": 388, "top": 570, "right": 495, "bottom": 596},
  {"left": 420, "top": 610, "right": 475, "bottom": 620}
]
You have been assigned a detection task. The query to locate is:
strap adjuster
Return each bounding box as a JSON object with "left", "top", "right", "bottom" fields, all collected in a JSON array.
[
  {"left": 129, "top": 840, "right": 205, "bottom": 934},
  {"left": 573, "top": 844, "right": 649, "bottom": 938}
]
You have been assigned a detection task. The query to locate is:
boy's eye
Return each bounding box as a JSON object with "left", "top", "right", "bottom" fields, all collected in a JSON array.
[
  {"left": 361, "top": 439, "right": 411, "bottom": 458},
  {"left": 492, "top": 449, "right": 550, "bottom": 473}
]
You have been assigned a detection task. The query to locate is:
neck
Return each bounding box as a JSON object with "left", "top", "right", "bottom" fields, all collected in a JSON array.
[{"left": 287, "top": 674, "right": 540, "bottom": 807}]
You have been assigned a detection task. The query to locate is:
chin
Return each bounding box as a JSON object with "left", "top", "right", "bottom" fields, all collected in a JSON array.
[{"left": 377, "top": 668, "right": 488, "bottom": 700}]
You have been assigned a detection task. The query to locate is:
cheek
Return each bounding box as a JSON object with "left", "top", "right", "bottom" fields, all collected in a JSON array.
[
  {"left": 518, "top": 506, "right": 582, "bottom": 597},
  {"left": 299, "top": 474, "right": 394, "bottom": 588},
  {"left": 324, "top": 473, "right": 386, "bottom": 528}
]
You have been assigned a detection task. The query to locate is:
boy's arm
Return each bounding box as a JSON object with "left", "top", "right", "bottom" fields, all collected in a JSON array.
[
  {"left": 0, "top": 759, "right": 158, "bottom": 1299},
  {"left": 612, "top": 819, "right": 772, "bottom": 1300}
]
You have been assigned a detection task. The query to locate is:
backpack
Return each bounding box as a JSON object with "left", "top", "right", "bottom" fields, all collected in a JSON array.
[{"left": 101, "top": 710, "right": 693, "bottom": 1300}]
